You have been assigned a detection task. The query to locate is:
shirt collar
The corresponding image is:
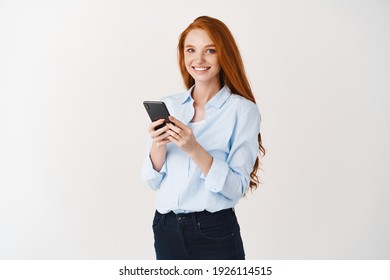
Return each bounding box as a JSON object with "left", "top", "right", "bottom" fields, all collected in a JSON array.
[
  {"left": 180, "top": 86, "right": 194, "bottom": 104},
  {"left": 181, "top": 85, "right": 231, "bottom": 109}
]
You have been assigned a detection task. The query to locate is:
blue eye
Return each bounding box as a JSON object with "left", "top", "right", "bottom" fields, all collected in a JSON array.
[
  {"left": 206, "top": 49, "right": 216, "bottom": 54},
  {"left": 186, "top": 48, "right": 195, "bottom": 53}
]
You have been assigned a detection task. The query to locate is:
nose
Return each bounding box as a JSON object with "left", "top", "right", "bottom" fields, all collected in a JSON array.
[{"left": 195, "top": 52, "right": 205, "bottom": 63}]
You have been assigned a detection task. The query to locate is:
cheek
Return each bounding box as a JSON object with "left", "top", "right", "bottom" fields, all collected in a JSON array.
[
  {"left": 184, "top": 57, "right": 191, "bottom": 69},
  {"left": 209, "top": 56, "right": 220, "bottom": 67},
  {"left": 213, "top": 57, "right": 220, "bottom": 66},
  {"left": 184, "top": 63, "right": 192, "bottom": 73},
  {"left": 184, "top": 54, "right": 191, "bottom": 64}
]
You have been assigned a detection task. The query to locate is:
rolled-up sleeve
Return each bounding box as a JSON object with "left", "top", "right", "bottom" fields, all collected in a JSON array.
[
  {"left": 140, "top": 139, "right": 167, "bottom": 190},
  {"left": 203, "top": 102, "right": 261, "bottom": 200}
]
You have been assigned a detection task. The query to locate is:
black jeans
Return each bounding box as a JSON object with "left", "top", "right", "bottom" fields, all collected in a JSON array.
[{"left": 152, "top": 208, "right": 245, "bottom": 260}]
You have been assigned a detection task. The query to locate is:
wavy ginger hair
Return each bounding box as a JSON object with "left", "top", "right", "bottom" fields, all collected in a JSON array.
[{"left": 178, "top": 16, "right": 265, "bottom": 191}]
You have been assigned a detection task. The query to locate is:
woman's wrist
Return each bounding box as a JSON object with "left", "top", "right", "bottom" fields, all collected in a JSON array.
[
  {"left": 150, "top": 142, "right": 167, "bottom": 172},
  {"left": 188, "top": 143, "right": 213, "bottom": 176},
  {"left": 187, "top": 142, "right": 202, "bottom": 158}
]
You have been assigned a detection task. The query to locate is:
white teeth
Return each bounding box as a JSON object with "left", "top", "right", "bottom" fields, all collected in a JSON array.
[{"left": 194, "top": 67, "right": 209, "bottom": 71}]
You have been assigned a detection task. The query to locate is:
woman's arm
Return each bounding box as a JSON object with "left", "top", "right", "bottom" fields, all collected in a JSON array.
[
  {"left": 166, "top": 105, "right": 260, "bottom": 200},
  {"left": 165, "top": 116, "right": 213, "bottom": 176},
  {"left": 148, "top": 119, "right": 171, "bottom": 172}
]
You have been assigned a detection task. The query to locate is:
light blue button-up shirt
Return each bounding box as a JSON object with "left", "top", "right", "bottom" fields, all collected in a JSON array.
[{"left": 141, "top": 85, "right": 261, "bottom": 214}]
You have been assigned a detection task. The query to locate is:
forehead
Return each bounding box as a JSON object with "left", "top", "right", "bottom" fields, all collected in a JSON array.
[{"left": 184, "top": 29, "right": 214, "bottom": 46}]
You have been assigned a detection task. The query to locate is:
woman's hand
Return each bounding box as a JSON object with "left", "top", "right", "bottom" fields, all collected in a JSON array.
[
  {"left": 167, "top": 116, "right": 213, "bottom": 175},
  {"left": 166, "top": 116, "right": 199, "bottom": 155},
  {"left": 148, "top": 119, "right": 171, "bottom": 148},
  {"left": 148, "top": 119, "right": 171, "bottom": 172}
]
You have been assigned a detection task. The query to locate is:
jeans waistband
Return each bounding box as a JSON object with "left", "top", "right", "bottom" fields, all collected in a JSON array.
[{"left": 160, "top": 208, "right": 234, "bottom": 220}]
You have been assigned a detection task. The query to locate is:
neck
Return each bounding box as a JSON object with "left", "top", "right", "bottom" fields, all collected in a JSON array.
[{"left": 192, "top": 81, "right": 222, "bottom": 105}]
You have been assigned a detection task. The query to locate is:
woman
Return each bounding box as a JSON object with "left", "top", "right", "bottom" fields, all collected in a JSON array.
[{"left": 141, "top": 16, "right": 265, "bottom": 260}]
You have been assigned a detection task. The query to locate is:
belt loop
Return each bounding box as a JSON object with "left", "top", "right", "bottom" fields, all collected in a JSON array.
[
  {"left": 192, "top": 212, "right": 198, "bottom": 231},
  {"left": 161, "top": 212, "right": 166, "bottom": 226}
]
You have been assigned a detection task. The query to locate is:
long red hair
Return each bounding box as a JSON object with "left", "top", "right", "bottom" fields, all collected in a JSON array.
[{"left": 178, "top": 16, "right": 265, "bottom": 191}]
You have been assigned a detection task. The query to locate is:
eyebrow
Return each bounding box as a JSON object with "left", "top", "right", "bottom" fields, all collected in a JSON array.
[{"left": 185, "top": 44, "right": 216, "bottom": 48}]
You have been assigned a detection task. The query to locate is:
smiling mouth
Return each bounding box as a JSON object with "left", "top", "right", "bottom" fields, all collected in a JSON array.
[{"left": 192, "top": 67, "right": 210, "bottom": 71}]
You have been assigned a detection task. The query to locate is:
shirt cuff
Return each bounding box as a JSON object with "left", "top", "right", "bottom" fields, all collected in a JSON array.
[
  {"left": 141, "top": 154, "right": 166, "bottom": 190},
  {"left": 202, "top": 157, "right": 229, "bottom": 193}
]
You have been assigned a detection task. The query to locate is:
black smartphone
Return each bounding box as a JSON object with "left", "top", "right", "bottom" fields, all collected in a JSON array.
[{"left": 143, "top": 101, "right": 171, "bottom": 130}]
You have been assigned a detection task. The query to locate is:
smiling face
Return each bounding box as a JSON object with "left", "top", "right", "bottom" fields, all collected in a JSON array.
[{"left": 183, "top": 29, "right": 221, "bottom": 87}]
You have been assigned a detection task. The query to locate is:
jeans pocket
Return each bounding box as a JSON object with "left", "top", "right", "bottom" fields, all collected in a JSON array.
[
  {"left": 152, "top": 211, "right": 164, "bottom": 230},
  {"left": 197, "top": 215, "right": 235, "bottom": 241}
]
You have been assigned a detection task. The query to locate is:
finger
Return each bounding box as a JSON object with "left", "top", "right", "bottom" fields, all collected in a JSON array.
[
  {"left": 154, "top": 132, "right": 171, "bottom": 143},
  {"left": 168, "top": 117, "right": 191, "bottom": 137},
  {"left": 154, "top": 138, "right": 170, "bottom": 146},
  {"left": 167, "top": 135, "right": 180, "bottom": 146},
  {"left": 153, "top": 124, "right": 170, "bottom": 137},
  {"left": 166, "top": 123, "right": 182, "bottom": 135},
  {"left": 149, "top": 119, "right": 165, "bottom": 132},
  {"left": 150, "top": 121, "right": 169, "bottom": 137},
  {"left": 153, "top": 139, "right": 170, "bottom": 148},
  {"left": 165, "top": 128, "right": 179, "bottom": 140},
  {"left": 168, "top": 116, "right": 186, "bottom": 129}
]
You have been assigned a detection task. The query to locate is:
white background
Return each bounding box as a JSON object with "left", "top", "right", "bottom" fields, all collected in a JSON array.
[{"left": 1, "top": 0, "right": 389, "bottom": 259}]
